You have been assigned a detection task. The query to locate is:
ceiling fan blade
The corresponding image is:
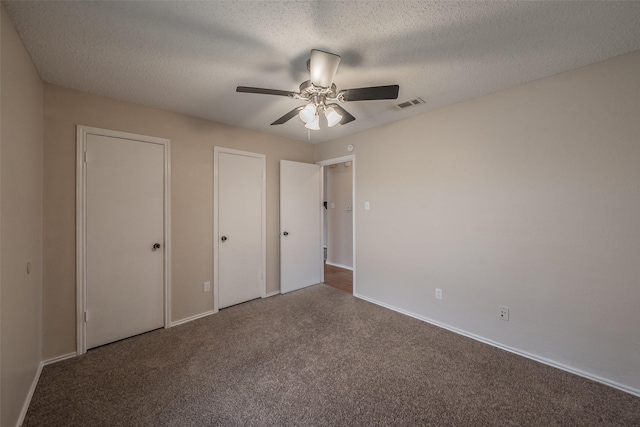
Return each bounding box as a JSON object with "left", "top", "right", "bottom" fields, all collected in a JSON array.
[
  {"left": 339, "top": 85, "right": 399, "bottom": 102},
  {"left": 236, "top": 86, "right": 296, "bottom": 97},
  {"left": 309, "top": 49, "right": 341, "bottom": 88},
  {"left": 328, "top": 104, "right": 356, "bottom": 125},
  {"left": 271, "top": 105, "right": 306, "bottom": 125}
]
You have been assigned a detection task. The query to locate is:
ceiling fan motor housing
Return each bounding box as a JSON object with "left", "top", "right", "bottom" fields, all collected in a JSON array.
[{"left": 296, "top": 81, "right": 338, "bottom": 105}]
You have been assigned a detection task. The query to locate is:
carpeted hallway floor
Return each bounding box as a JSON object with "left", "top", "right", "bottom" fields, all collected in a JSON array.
[{"left": 25, "top": 284, "right": 640, "bottom": 426}]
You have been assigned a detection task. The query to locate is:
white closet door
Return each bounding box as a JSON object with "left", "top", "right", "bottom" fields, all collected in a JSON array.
[
  {"left": 86, "top": 134, "right": 164, "bottom": 349},
  {"left": 216, "top": 150, "right": 264, "bottom": 309}
]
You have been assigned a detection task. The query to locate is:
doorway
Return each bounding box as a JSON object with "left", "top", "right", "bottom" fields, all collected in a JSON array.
[
  {"left": 76, "top": 126, "right": 171, "bottom": 354},
  {"left": 317, "top": 155, "right": 355, "bottom": 294}
]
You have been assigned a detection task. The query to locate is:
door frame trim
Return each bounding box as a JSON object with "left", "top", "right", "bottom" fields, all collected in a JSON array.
[
  {"left": 317, "top": 155, "right": 356, "bottom": 294},
  {"left": 213, "top": 147, "right": 267, "bottom": 312},
  {"left": 76, "top": 125, "right": 172, "bottom": 355}
]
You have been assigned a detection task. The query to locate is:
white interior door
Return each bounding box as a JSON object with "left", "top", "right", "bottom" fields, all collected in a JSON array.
[
  {"left": 85, "top": 134, "right": 165, "bottom": 349},
  {"left": 216, "top": 149, "right": 265, "bottom": 309},
  {"left": 280, "top": 160, "right": 322, "bottom": 293}
]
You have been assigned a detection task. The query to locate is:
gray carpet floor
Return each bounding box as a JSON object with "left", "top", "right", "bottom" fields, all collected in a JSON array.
[{"left": 25, "top": 284, "right": 640, "bottom": 426}]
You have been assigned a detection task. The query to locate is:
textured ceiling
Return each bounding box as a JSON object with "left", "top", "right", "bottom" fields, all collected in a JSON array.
[{"left": 5, "top": 1, "right": 640, "bottom": 144}]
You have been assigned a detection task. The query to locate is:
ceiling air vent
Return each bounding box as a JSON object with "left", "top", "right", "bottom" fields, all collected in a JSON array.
[{"left": 390, "top": 97, "right": 425, "bottom": 111}]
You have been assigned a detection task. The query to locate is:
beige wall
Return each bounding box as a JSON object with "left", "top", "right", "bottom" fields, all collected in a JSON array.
[
  {"left": 316, "top": 50, "right": 640, "bottom": 393},
  {"left": 43, "top": 85, "right": 314, "bottom": 359},
  {"left": 1, "top": 4, "right": 44, "bottom": 426},
  {"left": 325, "top": 163, "right": 353, "bottom": 268}
]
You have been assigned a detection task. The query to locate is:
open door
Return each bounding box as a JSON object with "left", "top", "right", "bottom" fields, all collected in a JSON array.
[{"left": 280, "top": 160, "right": 322, "bottom": 293}]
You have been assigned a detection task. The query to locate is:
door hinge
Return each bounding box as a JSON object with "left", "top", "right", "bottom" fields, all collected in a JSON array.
[
  {"left": 83, "top": 151, "right": 87, "bottom": 163},
  {"left": 84, "top": 311, "right": 88, "bottom": 322}
]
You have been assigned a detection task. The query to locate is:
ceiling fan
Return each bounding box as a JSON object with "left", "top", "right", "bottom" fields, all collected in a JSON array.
[{"left": 236, "top": 49, "right": 400, "bottom": 130}]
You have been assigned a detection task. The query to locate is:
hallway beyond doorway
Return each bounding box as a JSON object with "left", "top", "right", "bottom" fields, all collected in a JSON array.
[{"left": 323, "top": 263, "right": 352, "bottom": 294}]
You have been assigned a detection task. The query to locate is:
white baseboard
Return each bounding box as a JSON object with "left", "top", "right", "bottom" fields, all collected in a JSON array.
[
  {"left": 17, "top": 361, "right": 43, "bottom": 427},
  {"left": 43, "top": 352, "right": 77, "bottom": 366},
  {"left": 264, "top": 290, "right": 280, "bottom": 298},
  {"left": 354, "top": 292, "right": 640, "bottom": 398},
  {"left": 170, "top": 310, "right": 215, "bottom": 327},
  {"left": 17, "top": 352, "right": 77, "bottom": 426},
  {"left": 325, "top": 261, "right": 353, "bottom": 271}
]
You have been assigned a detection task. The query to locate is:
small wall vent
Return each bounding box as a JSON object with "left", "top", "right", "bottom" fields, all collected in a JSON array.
[{"left": 390, "top": 97, "right": 425, "bottom": 111}]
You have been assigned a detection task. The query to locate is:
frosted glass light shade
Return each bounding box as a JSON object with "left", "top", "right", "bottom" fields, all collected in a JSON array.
[
  {"left": 304, "top": 114, "right": 320, "bottom": 130},
  {"left": 298, "top": 104, "right": 317, "bottom": 123},
  {"left": 325, "top": 106, "right": 342, "bottom": 127}
]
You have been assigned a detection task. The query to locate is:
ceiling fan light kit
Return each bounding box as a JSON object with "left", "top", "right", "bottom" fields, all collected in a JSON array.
[
  {"left": 237, "top": 49, "right": 400, "bottom": 130},
  {"left": 299, "top": 102, "right": 342, "bottom": 129}
]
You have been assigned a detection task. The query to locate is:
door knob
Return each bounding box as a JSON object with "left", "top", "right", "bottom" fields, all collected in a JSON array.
[
  {"left": 152, "top": 243, "right": 161, "bottom": 251},
  {"left": 221, "top": 236, "right": 228, "bottom": 242},
  {"left": 283, "top": 231, "right": 289, "bottom": 236}
]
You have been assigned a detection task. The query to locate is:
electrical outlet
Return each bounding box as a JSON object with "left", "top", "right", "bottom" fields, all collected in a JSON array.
[
  {"left": 204, "top": 281, "right": 211, "bottom": 292},
  {"left": 435, "top": 288, "right": 443, "bottom": 300},
  {"left": 500, "top": 306, "right": 509, "bottom": 321}
]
